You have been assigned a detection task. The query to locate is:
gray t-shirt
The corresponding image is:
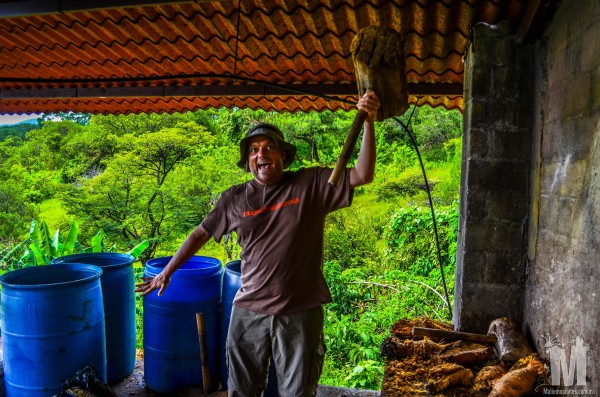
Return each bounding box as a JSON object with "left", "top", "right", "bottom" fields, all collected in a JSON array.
[{"left": 201, "top": 167, "right": 353, "bottom": 315}]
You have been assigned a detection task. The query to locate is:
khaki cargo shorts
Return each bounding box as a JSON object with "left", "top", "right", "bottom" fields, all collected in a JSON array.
[{"left": 226, "top": 305, "right": 325, "bottom": 397}]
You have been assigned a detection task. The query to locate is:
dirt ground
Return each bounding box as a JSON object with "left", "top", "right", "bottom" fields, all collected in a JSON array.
[
  {"left": 110, "top": 359, "right": 379, "bottom": 397},
  {"left": 111, "top": 359, "right": 226, "bottom": 397},
  {"left": 0, "top": 349, "right": 378, "bottom": 397}
]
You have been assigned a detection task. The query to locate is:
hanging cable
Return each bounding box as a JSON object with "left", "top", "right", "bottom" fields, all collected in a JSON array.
[
  {"left": 5, "top": 59, "right": 456, "bottom": 319},
  {"left": 392, "top": 104, "right": 453, "bottom": 320}
]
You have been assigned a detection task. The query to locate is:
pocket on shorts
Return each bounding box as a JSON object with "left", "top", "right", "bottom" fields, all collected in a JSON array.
[{"left": 307, "top": 335, "right": 326, "bottom": 394}]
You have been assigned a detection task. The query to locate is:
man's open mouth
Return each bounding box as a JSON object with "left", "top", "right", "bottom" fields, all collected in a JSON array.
[{"left": 258, "top": 161, "right": 271, "bottom": 170}]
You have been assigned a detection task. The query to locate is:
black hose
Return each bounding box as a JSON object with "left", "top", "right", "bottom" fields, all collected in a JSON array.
[{"left": 393, "top": 110, "right": 453, "bottom": 320}]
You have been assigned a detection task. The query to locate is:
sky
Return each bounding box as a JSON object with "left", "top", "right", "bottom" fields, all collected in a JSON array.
[{"left": 0, "top": 114, "right": 41, "bottom": 126}]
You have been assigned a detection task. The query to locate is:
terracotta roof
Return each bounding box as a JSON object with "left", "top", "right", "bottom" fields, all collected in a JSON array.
[{"left": 0, "top": 0, "right": 554, "bottom": 115}]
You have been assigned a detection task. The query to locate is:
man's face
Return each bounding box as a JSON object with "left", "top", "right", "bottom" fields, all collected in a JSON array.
[{"left": 247, "top": 136, "right": 285, "bottom": 185}]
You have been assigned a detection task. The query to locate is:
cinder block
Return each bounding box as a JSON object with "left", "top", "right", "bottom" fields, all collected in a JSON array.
[
  {"left": 539, "top": 162, "right": 564, "bottom": 195},
  {"left": 568, "top": 117, "right": 596, "bottom": 159},
  {"left": 546, "top": 79, "right": 570, "bottom": 123},
  {"left": 490, "top": 127, "right": 532, "bottom": 161},
  {"left": 466, "top": 158, "right": 529, "bottom": 192},
  {"left": 467, "top": 65, "right": 491, "bottom": 97},
  {"left": 464, "top": 127, "right": 490, "bottom": 158},
  {"left": 483, "top": 251, "right": 526, "bottom": 285},
  {"left": 464, "top": 220, "right": 526, "bottom": 252},
  {"left": 462, "top": 186, "right": 488, "bottom": 220},
  {"left": 557, "top": 158, "right": 588, "bottom": 197},
  {"left": 537, "top": 195, "right": 572, "bottom": 243},
  {"left": 460, "top": 249, "right": 526, "bottom": 285},
  {"left": 456, "top": 282, "right": 524, "bottom": 333},
  {"left": 492, "top": 66, "right": 521, "bottom": 96},
  {"left": 556, "top": 196, "right": 577, "bottom": 228},
  {"left": 470, "top": 21, "right": 513, "bottom": 68},
  {"left": 485, "top": 190, "right": 529, "bottom": 222},
  {"left": 538, "top": 194, "right": 559, "bottom": 230},
  {"left": 565, "top": 74, "right": 591, "bottom": 117}
]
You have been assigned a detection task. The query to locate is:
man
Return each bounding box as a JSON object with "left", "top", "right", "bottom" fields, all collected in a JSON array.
[{"left": 136, "top": 90, "right": 380, "bottom": 397}]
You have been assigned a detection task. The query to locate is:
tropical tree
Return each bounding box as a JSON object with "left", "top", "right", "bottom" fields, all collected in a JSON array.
[{"left": 60, "top": 119, "right": 219, "bottom": 262}]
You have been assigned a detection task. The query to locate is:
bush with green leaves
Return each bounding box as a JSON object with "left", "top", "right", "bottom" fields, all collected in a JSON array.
[
  {"left": 0, "top": 219, "right": 148, "bottom": 273},
  {"left": 0, "top": 107, "right": 464, "bottom": 389},
  {"left": 321, "top": 257, "right": 456, "bottom": 389},
  {"left": 383, "top": 204, "right": 458, "bottom": 277},
  {"left": 376, "top": 173, "right": 428, "bottom": 201},
  {"left": 324, "top": 206, "right": 383, "bottom": 271}
]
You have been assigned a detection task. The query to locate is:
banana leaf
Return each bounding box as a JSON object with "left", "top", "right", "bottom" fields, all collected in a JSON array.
[
  {"left": 62, "top": 221, "right": 79, "bottom": 256},
  {"left": 28, "top": 242, "right": 49, "bottom": 265},
  {"left": 127, "top": 240, "right": 149, "bottom": 259},
  {"left": 39, "top": 221, "right": 53, "bottom": 259},
  {"left": 51, "top": 229, "right": 63, "bottom": 258},
  {"left": 91, "top": 229, "right": 107, "bottom": 253},
  {"left": 29, "top": 219, "right": 41, "bottom": 247},
  {"left": 19, "top": 249, "right": 36, "bottom": 267}
]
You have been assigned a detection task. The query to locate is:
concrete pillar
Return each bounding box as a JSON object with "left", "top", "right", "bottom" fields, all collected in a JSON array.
[{"left": 453, "top": 21, "right": 534, "bottom": 333}]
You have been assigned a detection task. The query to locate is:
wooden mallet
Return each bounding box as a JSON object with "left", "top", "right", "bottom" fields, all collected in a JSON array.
[{"left": 328, "top": 26, "right": 409, "bottom": 187}]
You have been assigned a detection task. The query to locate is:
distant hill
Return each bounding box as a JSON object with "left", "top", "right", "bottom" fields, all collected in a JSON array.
[
  {"left": 0, "top": 120, "right": 40, "bottom": 141},
  {"left": 15, "top": 118, "right": 40, "bottom": 126}
]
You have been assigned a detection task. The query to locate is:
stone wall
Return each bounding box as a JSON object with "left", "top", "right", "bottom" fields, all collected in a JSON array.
[
  {"left": 523, "top": 0, "right": 600, "bottom": 390},
  {"left": 453, "top": 21, "right": 533, "bottom": 333}
]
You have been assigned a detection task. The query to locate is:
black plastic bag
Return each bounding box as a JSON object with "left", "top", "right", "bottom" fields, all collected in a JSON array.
[{"left": 54, "top": 365, "right": 117, "bottom": 397}]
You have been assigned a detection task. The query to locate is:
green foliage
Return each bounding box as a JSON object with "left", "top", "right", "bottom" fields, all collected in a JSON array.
[
  {"left": 430, "top": 137, "right": 462, "bottom": 205},
  {"left": 345, "top": 360, "right": 384, "bottom": 389},
  {"left": 0, "top": 179, "right": 36, "bottom": 245},
  {"left": 376, "top": 173, "right": 425, "bottom": 201},
  {"left": 41, "top": 112, "right": 91, "bottom": 126},
  {"left": 0, "top": 219, "right": 149, "bottom": 273},
  {"left": 0, "top": 107, "right": 463, "bottom": 390},
  {"left": 383, "top": 204, "right": 459, "bottom": 277},
  {"left": 320, "top": 194, "right": 459, "bottom": 389},
  {"left": 59, "top": 116, "right": 222, "bottom": 262},
  {"left": 0, "top": 122, "right": 39, "bottom": 141},
  {"left": 324, "top": 206, "right": 382, "bottom": 270}
]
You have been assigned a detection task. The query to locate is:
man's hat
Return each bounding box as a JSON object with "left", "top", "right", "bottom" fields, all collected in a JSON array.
[{"left": 237, "top": 123, "right": 297, "bottom": 170}]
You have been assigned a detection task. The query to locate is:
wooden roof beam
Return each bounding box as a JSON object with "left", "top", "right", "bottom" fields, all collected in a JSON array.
[{"left": 0, "top": 83, "right": 463, "bottom": 100}]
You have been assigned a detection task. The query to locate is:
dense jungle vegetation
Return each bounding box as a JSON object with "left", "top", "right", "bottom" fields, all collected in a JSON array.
[{"left": 0, "top": 106, "right": 462, "bottom": 389}]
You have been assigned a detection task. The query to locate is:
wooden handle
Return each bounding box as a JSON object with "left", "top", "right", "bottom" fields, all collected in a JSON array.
[
  {"left": 196, "top": 313, "right": 212, "bottom": 394},
  {"left": 412, "top": 327, "right": 498, "bottom": 345},
  {"left": 328, "top": 109, "right": 369, "bottom": 187}
]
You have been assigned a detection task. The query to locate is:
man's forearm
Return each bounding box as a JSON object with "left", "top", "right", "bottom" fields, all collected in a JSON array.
[
  {"left": 350, "top": 119, "right": 376, "bottom": 188},
  {"left": 163, "top": 224, "right": 212, "bottom": 277}
]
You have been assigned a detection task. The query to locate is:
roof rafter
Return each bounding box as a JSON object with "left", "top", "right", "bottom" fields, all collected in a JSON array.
[{"left": 0, "top": 83, "right": 462, "bottom": 100}]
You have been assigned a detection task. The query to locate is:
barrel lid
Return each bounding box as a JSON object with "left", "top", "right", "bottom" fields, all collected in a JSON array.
[{"left": 0, "top": 263, "right": 103, "bottom": 289}]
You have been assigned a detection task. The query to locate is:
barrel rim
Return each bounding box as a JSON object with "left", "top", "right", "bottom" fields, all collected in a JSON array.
[
  {"left": 145, "top": 255, "right": 222, "bottom": 277},
  {"left": 224, "top": 260, "right": 241, "bottom": 276},
  {"left": 51, "top": 252, "right": 135, "bottom": 269},
  {"left": 0, "top": 263, "right": 103, "bottom": 289}
]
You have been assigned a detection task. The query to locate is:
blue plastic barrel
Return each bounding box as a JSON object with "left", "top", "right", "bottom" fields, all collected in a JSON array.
[
  {"left": 0, "top": 264, "right": 106, "bottom": 397},
  {"left": 143, "top": 255, "right": 223, "bottom": 393},
  {"left": 52, "top": 253, "right": 136, "bottom": 383},
  {"left": 220, "top": 260, "right": 242, "bottom": 387},
  {"left": 220, "top": 260, "right": 278, "bottom": 396}
]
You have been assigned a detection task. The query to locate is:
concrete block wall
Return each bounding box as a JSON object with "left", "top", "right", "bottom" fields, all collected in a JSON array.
[
  {"left": 524, "top": 0, "right": 599, "bottom": 390},
  {"left": 453, "top": 21, "right": 533, "bottom": 333}
]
